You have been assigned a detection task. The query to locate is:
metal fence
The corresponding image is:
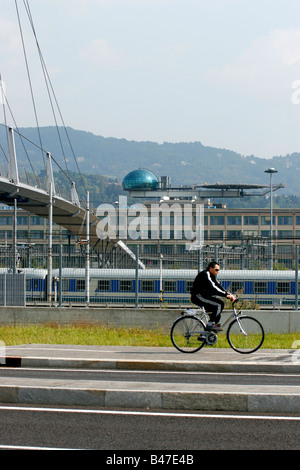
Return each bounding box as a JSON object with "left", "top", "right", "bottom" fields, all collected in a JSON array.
[
  {"left": 0, "top": 239, "right": 299, "bottom": 308},
  {"left": 0, "top": 273, "right": 25, "bottom": 306}
]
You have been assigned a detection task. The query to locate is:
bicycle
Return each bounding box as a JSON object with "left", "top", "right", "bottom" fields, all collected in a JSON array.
[{"left": 170, "top": 297, "right": 264, "bottom": 354}]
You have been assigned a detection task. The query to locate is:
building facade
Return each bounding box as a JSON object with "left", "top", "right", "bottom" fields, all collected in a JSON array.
[{"left": 0, "top": 203, "right": 299, "bottom": 269}]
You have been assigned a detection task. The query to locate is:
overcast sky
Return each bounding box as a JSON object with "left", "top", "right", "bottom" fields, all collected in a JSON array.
[{"left": 1, "top": 0, "right": 300, "bottom": 159}]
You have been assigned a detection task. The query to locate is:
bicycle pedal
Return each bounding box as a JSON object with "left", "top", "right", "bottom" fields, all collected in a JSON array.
[{"left": 197, "top": 335, "right": 206, "bottom": 341}]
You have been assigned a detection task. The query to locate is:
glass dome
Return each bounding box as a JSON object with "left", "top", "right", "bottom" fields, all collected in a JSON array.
[{"left": 122, "top": 169, "right": 159, "bottom": 191}]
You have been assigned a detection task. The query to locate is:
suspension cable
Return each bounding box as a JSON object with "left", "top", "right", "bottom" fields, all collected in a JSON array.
[
  {"left": 0, "top": 95, "right": 40, "bottom": 185},
  {"left": 10, "top": 125, "right": 75, "bottom": 185},
  {"left": 15, "top": 0, "right": 45, "bottom": 168},
  {"left": 23, "top": 0, "right": 88, "bottom": 194}
]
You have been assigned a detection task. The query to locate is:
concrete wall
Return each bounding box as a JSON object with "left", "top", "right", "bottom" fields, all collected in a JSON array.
[{"left": 0, "top": 306, "right": 300, "bottom": 333}]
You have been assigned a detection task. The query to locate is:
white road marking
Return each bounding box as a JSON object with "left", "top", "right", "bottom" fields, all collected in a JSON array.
[
  {"left": 2, "top": 365, "right": 300, "bottom": 379},
  {"left": 0, "top": 444, "right": 75, "bottom": 450},
  {"left": 0, "top": 404, "right": 299, "bottom": 420}
]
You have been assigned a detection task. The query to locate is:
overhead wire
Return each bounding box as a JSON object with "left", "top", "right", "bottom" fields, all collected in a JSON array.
[
  {"left": 15, "top": 0, "right": 45, "bottom": 168},
  {"left": 22, "top": 0, "right": 70, "bottom": 175},
  {"left": 22, "top": 0, "right": 88, "bottom": 196},
  {"left": 0, "top": 73, "right": 9, "bottom": 162}
]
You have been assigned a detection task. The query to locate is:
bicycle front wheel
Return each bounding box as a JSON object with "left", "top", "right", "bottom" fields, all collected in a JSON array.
[
  {"left": 171, "top": 315, "right": 206, "bottom": 353},
  {"left": 227, "top": 316, "right": 264, "bottom": 354}
]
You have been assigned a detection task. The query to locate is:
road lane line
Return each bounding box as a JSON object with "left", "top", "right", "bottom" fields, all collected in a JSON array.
[{"left": 0, "top": 405, "right": 299, "bottom": 420}]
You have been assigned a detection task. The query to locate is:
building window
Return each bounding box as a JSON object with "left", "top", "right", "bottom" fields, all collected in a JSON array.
[
  {"left": 277, "top": 245, "right": 293, "bottom": 254},
  {"left": 0, "top": 230, "right": 12, "bottom": 239},
  {"left": 119, "top": 280, "right": 132, "bottom": 292},
  {"left": 227, "top": 216, "right": 241, "bottom": 225},
  {"left": 227, "top": 230, "right": 241, "bottom": 239},
  {"left": 17, "top": 216, "right": 28, "bottom": 225},
  {"left": 230, "top": 281, "right": 244, "bottom": 292},
  {"left": 276, "top": 282, "right": 290, "bottom": 294},
  {"left": 210, "top": 230, "right": 223, "bottom": 240},
  {"left": 261, "top": 216, "right": 275, "bottom": 225},
  {"left": 163, "top": 280, "right": 177, "bottom": 293},
  {"left": 160, "top": 245, "right": 174, "bottom": 254},
  {"left": 278, "top": 230, "right": 293, "bottom": 238},
  {"left": 210, "top": 216, "right": 225, "bottom": 225},
  {"left": 244, "top": 230, "right": 258, "bottom": 237},
  {"left": 17, "top": 230, "right": 28, "bottom": 239},
  {"left": 97, "top": 280, "right": 110, "bottom": 291},
  {"left": 278, "top": 216, "right": 293, "bottom": 225},
  {"left": 30, "top": 216, "right": 45, "bottom": 225},
  {"left": 253, "top": 282, "right": 267, "bottom": 294},
  {"left": 76, "top": 279, "right": 85, "bottom": 291},
  {"left": 0, "top": 216, "right": 12, "bottom": 225},
  {"left": 143, "top": 245, "right": 158, "bottom": 255},
  {"left": 186, "top": 281, "right": 193, "bottom": 293},
  {"left": 30, "top": 230, "right": 44, "bottom": 240},
  {"left": 141, "top": 280, "right": 155, "bottom": 293},
  {"left": 244, "top": 216, "right": 258, "bottom": 225},
  {"left": 176, "top": 245, "right": 187, "bottom": 254}
]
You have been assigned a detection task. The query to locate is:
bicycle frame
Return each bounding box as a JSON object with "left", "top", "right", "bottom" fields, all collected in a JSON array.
[{"left": 184, "top": 299, "right": 246, "bottom": 333}]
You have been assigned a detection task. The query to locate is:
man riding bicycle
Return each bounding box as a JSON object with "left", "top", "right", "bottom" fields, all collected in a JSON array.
[{"left": 190, "top": 261, "right": 236, "bottom": 331}]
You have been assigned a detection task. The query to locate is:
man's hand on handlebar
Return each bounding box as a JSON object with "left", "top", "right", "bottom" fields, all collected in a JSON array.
[{"left": 227, "top": 293, "right": 237, "bottom": 302}]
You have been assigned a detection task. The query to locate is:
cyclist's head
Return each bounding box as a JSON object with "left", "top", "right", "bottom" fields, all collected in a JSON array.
[{"left": 207, "top": 261, "right": 220, "bottom": 273}]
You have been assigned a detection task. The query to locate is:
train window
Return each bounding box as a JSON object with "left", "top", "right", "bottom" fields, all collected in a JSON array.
[
  {"left": 230, "top": 281, "right": 244, "bottom": 293},
  {"left": 27, "top": 279, "right": 39, "bottom": 290},
  {"left": 276, "top": 282, "right": 290, "bottom": 294},
  {"left": 141, "top": 280, "right": 155, "bottom": 292},
  {"left": 97, "top": 280, "right": 110, "bottom": 291},
  {"left": 186, "top": 281, "right": 193, "bottom": 293},
  {"left": 76, "top": 279, "right": 85, "bottom": 292},
  {"left": 253, "top": 282, "right": 267, "bottom": 294},
  {"left": 163, "top": 280, "right": 177, "bottom": 293},
  {"left": 119, "top": 280, "right": 132, "bottom": 292}
]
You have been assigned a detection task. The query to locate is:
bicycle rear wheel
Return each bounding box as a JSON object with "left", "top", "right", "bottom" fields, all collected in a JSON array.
[
  {"left": 227, "top": 316, "right": 264, "bottom": 354},
  {"left": 171, "top": 315, "right": 206, "bottom": 353}
]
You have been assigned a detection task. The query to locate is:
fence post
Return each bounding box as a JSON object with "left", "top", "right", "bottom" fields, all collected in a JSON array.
[
  {"left": 59, "top": 244, "right": 62, "bottom": 307},
  {"left": 85, "top": 191, "right": 90, "bottom": 307},
  {"left": 47, "top": 182, "right": 53, "bottom": 304},
  {"left": 295, "top": 246, "right": 299, "bottom": 311},
  {"left": 3, "top": 273, "right": 6, "bottom": 307},
  {"left": 160, "top": 253, "right": 163, "bottom": 306},
  {"left": 135, "top": 244, "right": 139, "bottom": 308},
  {"left": 13, "top": 199, "right": 17, "bottom": 274}
]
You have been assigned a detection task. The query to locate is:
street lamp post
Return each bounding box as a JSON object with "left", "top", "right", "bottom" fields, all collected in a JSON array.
[{"left": 264, "top": 168, "right": 278, "bottom": 270}]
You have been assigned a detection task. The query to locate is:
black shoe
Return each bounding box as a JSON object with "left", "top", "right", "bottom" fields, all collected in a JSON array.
[{"left": 205, "top": 322, "right": 223, "bottom": 332}]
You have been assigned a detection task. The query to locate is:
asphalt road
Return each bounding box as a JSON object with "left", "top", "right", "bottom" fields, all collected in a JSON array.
[
  {"left": 0, "top": 404, "right": 299, "bottom": 450},
  {"left": 1, "top": 366, "right": 300, "bottom": 387},
  {"left": 0, "top": 367, "right": 299, "bottom": 451}
]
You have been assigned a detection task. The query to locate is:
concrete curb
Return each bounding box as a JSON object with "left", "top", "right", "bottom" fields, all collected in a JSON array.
[
  {"left": 0, "top": 384, "right": 300, "bottom": 413},
  {"left": 17, "top": 357, "right": 300, "bottom": 374}
]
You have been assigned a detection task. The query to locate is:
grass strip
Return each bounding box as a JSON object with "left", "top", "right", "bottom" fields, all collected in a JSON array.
[{"left": 0, "top": 323, "right": 299, "bottom": 349}]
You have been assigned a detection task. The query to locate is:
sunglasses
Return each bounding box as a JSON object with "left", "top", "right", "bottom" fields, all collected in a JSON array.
[{"left": 214, "top": 268, "right": 220, "bottom": 271}]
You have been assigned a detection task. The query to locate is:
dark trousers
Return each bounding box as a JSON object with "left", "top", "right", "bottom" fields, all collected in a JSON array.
[{"left": 191, "top": 293, "right": 224, "bottom": 324}]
